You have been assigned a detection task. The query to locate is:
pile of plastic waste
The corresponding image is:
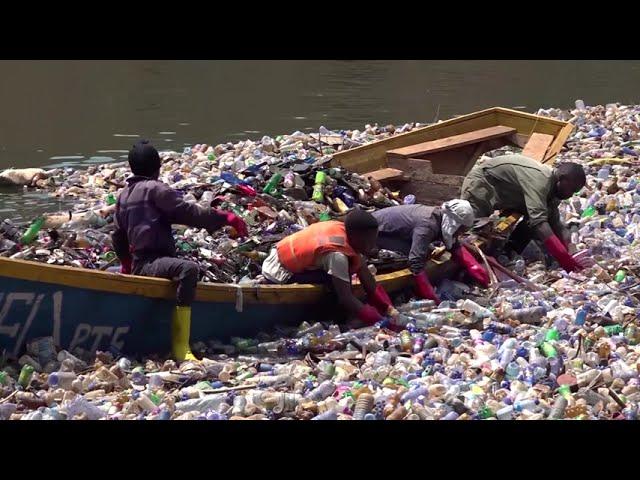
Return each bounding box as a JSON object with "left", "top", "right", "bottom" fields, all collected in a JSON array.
[
  {"left": 2, "top": 102, "right": 640, "bottom": 419},
  {"left": 0, "top": 124, "right": 423, "bottom": 280},
  {"left": 1, "top": 287, "right": 639, "bottom": 420}
]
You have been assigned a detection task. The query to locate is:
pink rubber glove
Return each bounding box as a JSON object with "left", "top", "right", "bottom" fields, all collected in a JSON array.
[
  {"left": 369, "top": 284, "right": 393, "bottom": 316},
  {"left": 357, "top": 304, "right": 385, "bottom": 326},
  {"left": 544, "top": 234, "right": 584, "bottom": 272},
  {"left": 454, "top": 246, "right": 490, "bottom": 287},
  {"left": 413, "top": 271, "right": 441, "bottom": 303}
]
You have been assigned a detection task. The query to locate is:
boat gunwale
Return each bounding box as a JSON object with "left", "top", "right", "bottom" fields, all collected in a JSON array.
[
  {"left": 0, "top": 256, "right": 414, "bottom": 304},
  {"left": 331, "top": 106, "right": 572, "bottom": 171}
]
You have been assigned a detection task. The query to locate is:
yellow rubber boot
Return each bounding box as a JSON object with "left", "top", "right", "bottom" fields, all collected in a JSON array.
[{"left": 172, "top": 306, "right": 197, "bottom": 362}]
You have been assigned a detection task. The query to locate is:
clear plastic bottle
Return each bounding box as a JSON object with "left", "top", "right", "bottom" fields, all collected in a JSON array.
[
  {"left": 48, "top": 371, "right": 77, "bottom": 390},
  {"left": 312, "top": 409, "right": 337, "bottom": 420},
  {"left": 353, "top": 393, "right": 374, "bottom": 420},
  {"left": 307, "top": 380, "right": 336, "bottom": 401},
  {"left": 175, "top": 394, "right": 228, "bottom": 413}
]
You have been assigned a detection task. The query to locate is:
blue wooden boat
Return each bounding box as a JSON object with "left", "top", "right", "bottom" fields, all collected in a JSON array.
[
  {"left": 0, "top": 256, "right": 424, "bottom": 357},
  {"left": 0, "top": 107, "right": 572, "bottom": 357}
]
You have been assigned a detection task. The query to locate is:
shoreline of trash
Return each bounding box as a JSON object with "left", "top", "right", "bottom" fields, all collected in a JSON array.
[{"left": 2, "top": 102, "right": 640, "bottom": 419}]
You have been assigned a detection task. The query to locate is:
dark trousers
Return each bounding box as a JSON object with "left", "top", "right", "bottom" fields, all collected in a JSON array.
[
  {"left": 506, "top": 221, "right": 537, "bottom": 254},
  {"left": 377, "top": 233, "right": 412, "bottom": 255},
  {"left": 134, "top": 257, "right": 199, "bottom": 306}
]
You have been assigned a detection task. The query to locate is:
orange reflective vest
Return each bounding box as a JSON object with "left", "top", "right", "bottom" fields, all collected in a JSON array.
[{"left": 276, "top": 221, "right": 362, "bottom": 274}]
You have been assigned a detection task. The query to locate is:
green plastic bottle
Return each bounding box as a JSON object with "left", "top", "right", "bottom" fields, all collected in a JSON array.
[
  {"left": 614, "top": 269, "right": 627, "bottom": 282},
  {"left": 263, "top": 173, "right": 282, "bottom": 194},
  {"left": 558, "top": 384, "right": 571, "bottom": 400},
  {"left": 581, "top": 205, "right": 596, "bottom": 218},
  {"left": 106, "top": 193, "right": 117, "bottom": 206},
  {"left": 545, "top": 328, "right": 560, "bottom": 341},
  {"left": 319, "top": 212, "right": 331, "bottom": 222},
  {"left": 604, "top": 324, "right": 623, "bottom": 336},
  {"left": 312, "top": 171, "right": 327, "bottom": 203},
  {"left": 479, "top": 406, "right": 494, "bottom": 419},
  {"left": 541, "top": 342, "right": 558, "bottom": 358},
  {"left": 18, "top": 364, "right": 34, "bottom": 388},
  {"left": 20, "top": 216, "right": 45, "bottom": 245}
]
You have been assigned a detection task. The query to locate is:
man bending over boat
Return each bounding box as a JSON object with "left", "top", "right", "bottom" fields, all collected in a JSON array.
[
  {"left": 111, "top": 140, "right": 248, "bottom": 361},
  {"left": 261, "top": 208, "right": 395, "bottom": 326},
  {"left": 461, "top": 154, "right": 592, "bottom": 272},
  {"left": 373, "top": 200, "right": 489, "bottom": 303}
]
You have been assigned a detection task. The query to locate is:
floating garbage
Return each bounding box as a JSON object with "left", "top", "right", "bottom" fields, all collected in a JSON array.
[
  {"left": 0, "top": 124, "right": 426, "bottom": 278},
  {"left": 1, "top": 104, "right": 640, "bottom": 419}
]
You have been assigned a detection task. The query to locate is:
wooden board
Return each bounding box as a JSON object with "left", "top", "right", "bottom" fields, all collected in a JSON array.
[
  {"left": 386, "top": 158, "right": 464, "bottom": 205},
  {"left": 363, "top": 168, "right": 407, "bottom": 183},
  {"left": 522, "top": 133, "right": 554, "bottom": 161},
  {"left": 543, "top": 122, "right": 575, "bottom": 165},
  {"left": 330, "top": 108, "right": 501, "bottom": 173},
  {"left": 386, "top": 125, "right": 517, "bottom": 159},
  {"left": 331, "top": 107, "right": 571, "bottom": 174}
]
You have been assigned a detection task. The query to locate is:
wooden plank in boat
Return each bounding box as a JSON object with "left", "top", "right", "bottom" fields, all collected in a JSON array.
[
  {"left": 387, "top": 158, "right": 463, "bottom": 187},
  {"left": 386, "top": 126, "right": 517, "bottom": 160},
  {"left": 363, "top": 168, "right": 408, "bottom": 183},
  {"left": 543, "top": 122, "right": 575, "bottom": 165},
  {"left": 522, "top": 133, "right": 554, "bottom": 162}
]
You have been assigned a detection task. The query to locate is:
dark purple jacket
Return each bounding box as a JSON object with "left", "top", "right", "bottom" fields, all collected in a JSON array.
[
  {"left": 373, "top": 204, "right": 443, "bottom": 274},
  {"left": 112, "top": 176, "right": 227, "bottom": 265}
]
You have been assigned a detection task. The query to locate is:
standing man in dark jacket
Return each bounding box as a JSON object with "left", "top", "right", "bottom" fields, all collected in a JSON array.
[
  {"left": 373, "top": 200, "right": 489, "bottom": 303},
  {"left": 111, "top": 140, "right": 248, "bottom": 361}
]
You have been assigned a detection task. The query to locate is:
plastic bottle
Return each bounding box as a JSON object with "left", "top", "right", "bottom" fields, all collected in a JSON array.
[
  {"left": 499, "top": 348, "right": 516, "bottom": 369},
  {"left": 541, "top": 342, "right": 558, "bottom": 358},
  {"left": 462, "top": 299, "right": 494, "bottom": 319},
  {"left": 18, "top": 364, "right": 34, "bottom": 388},
  {"left": 603, "top": 325, "right": 623, "bottom": 336},
  {"left": 307, "top": 381, "right": 336, "bottom": 401},
  {"left": 0, "top": 403, "right": 17, "bottom": 420},
  {"left": 63, "top": 397, "right": 106, "bottom": 420},
  {"left": 148, "top": 374, "right": 164, "bottom": 390},
  {"left": 175, "top": 394, "right": 228, "bottom": 413},
  {"left": 412, "top": 313, "right": 446, "bottom": 329},
  {"left": 581, "top": 205, "right": 597, "bottom": 218},
  {"left": 57, "top": 350, "right": 87, "bottom": 370},
  {"left": 505, "top": 361, "right": 520, "bottom": 380},
  {"left": 20, "top": 216, "right": 44, "bottom": 245},
  {"left": 352, "top": 393, "right": 374, "bottom": 420},
  {"left": 575, "top": 308, "right": 588, "bottom": 326},
  {"left": 283, "top": 172, "right": 295, "bottom": 189},
  {"left": 48, "top": 371, "right": 77, "bottom": 390},
  {"left": 441, "top": 411, "right": 459, "bottom": 420},
  {"left": 373, "top": 351, "right": 392, "bottom": 368},
  {"left": 312, "top": 409, "right": 337, "bottom": 420},
  {"left": 399, "top": 331, "right": 413, "bottom": 352},
  {"left": 513, "top": 398, "right": 538, "bottom": 413},
  {"left": 547, "top": 396, "right": 568, "bottom": 419},
  {"left": 312, "top": 171, "right": 327, "bottom": 202},
  {"left": 387, "top": 406, "right": 407, "bottom": 420},
  {"left": 262, "top": 172, "right": 282, "bottom": 194},
  {"left": 510, "top": 307, "right": 547, "bottom": 324},
  {"left": 221, "top": 171, "right": 243, "bottom": 186},
  {"left": 397, "top": 299, "right": 436, "bottom": 312},
  {"left": 614, "top": 270, "right": 627, "bottom": 282}
]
